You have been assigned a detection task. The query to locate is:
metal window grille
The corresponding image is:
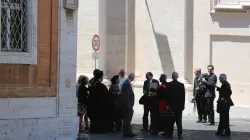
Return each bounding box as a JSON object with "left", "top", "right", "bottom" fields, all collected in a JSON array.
[{"left": 0, "top": 0, "right": 27, "bottom": 52}]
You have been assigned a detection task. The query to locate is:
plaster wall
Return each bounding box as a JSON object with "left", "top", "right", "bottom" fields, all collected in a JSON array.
[{"left": 193, "top": 0, "right": 250, "bottom": 106}]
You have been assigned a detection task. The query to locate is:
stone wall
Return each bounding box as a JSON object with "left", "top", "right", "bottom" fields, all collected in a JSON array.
[{"left": 0, "top": 0, "right": 79, "bottom": 139}]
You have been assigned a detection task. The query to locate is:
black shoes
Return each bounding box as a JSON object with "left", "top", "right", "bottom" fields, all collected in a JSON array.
[
  {"left": 178, "top": 134, "right": 182, "bottom": 139},
  {"left": 215, "top": 132, "right": 231, "bottom": 137},
  {"left": 140, "top": 128, "right": 148, "bottom": 132},
  {"left": 196, "top": 119, "right": 202, "bottom": 123},
  {"left": 201, "top": 119, "right": 207, "bottom": 123}
]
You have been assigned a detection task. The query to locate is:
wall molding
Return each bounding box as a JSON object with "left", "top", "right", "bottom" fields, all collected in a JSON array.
[{"left": 211, "top": 0, "right": 250, "bottom": 13}]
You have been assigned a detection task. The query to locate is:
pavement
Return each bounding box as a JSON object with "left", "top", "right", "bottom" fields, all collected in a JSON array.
[{"left": 77, "top": 88, "right": 250, "bottom": 140}]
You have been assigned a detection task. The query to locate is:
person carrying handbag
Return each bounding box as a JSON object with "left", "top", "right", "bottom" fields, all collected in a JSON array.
[{"left": 215, "top": 74, "right": 234, "bottom": 137}]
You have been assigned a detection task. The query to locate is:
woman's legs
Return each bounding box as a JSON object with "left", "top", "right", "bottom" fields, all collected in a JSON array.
[
  {"left": 84, "top": 114, "right": 89, "bottom": 130},
  {"left": 79, "top": 115, "right": 84, "bottom": 131}
]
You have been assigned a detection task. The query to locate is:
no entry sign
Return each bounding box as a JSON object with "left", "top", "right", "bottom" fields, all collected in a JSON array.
[{"left": 92, "top": 34, "right": 100, "bottom": 52}]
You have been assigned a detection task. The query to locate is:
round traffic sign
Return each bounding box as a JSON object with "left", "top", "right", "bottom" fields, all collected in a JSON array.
[{"left": 92, "top": 34, "right": 100, "bottom": 52}]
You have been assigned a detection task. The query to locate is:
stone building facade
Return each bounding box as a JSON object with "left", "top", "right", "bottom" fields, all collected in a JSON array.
[
  {"left": 0, "top": 0, "right": 78, "bottom": 139},
  {"left": 77, "top": 0, "right": 250, "bottom": 106}
]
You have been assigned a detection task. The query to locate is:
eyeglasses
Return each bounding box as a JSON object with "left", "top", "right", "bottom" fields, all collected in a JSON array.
[{"left": 208, "top": 69, "right": 213, "bottom": 71}]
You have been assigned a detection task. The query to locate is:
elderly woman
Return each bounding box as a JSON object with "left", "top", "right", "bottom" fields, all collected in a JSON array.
[{"left": 215, "top": 74, "right": 234, "bottom": 137}]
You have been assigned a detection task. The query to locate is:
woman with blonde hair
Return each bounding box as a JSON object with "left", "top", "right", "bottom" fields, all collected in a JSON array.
[{"left": 77, "top": 75, "right": 90, "bottom": 132}]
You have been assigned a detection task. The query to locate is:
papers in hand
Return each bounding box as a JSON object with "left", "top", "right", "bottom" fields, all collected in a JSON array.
[{"left": 149, "top": 82, "right": 158, "bottom": 95}]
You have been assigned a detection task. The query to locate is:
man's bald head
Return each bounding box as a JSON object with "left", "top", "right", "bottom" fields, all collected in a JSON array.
[
  {"left": 172, "top": 72, "right": 179, "bottom": 80},
  {"left": 119, "top": 68, "right": 126, "bottom": 77}
]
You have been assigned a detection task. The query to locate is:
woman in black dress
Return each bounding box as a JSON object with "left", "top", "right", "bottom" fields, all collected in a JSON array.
[
  {"left": 215, "top": 74, "right": 234, "bottom": 137},
  {"left": 77, "top": 75, "right": 89, "bottom": 132},
  {"left": 87, "top": 70, "right": 111, "bottom": 133},
  {"left": 109, "top": 75, "right": 123, "bottom": 131}
]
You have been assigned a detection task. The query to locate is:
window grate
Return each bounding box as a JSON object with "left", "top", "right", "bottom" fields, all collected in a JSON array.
[{"left": 1, "top": 0, "right": 27, "bottom": 52}]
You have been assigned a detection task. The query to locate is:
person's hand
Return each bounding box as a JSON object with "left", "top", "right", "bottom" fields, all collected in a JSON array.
[
  {"left": 202, "top": 77, "right": 206, "bottom": 82},
  {"left": 195, "top": 87, "right": 199, "bottom": 91}
]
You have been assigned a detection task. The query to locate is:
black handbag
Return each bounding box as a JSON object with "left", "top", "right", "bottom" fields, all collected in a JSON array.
[
  {"left": 158, "top": 108, "right": 176, "bottom": 132},
  {"left": 139, "top": 94, "right": 146, "bottom": 105}
]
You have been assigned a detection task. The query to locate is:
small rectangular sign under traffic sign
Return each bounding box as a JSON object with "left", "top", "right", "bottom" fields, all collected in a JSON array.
[{"left": 92, "top": 52, "right": 98, "bottom": 59}]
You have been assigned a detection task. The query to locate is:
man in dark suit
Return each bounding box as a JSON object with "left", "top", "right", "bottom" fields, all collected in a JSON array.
[
  {"left": 120, "top": 73, "right": 136, "bottom": 137},
  {"left": 167, "top": 72, "right": 185, "bottom": 139},
  {"left": 203, "top": 65, "right": 217, "bottom": 125},
  {"left": 141, "top": 72, "right": 160, "bottom": 134},
  {"left": 193, "top": 68, "right": 207, "bottom": 123}
]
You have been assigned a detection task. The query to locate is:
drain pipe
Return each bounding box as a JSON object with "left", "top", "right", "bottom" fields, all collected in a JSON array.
[{"left": 56, "top": 0, "right": 61, "bottom": 117}]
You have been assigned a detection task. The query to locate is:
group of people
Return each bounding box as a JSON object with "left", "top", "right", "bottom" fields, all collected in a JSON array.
[
  {"left": 76, "top": 64, "right": 234, "bottom": 138},
  {"left": 140, "top": 71, "right": 185, "bottom": 138},
  {"left": 193, "top": 65, "right": 234, "bottom": 137},
  {"left": 76, "top": 69, "right": 136, "bottom": 137}
]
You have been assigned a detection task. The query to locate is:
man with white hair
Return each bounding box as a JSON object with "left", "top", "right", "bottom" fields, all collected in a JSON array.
[
  {"left": 120, "top": 73, "right": 137, "bottom": 137},
  {"left": 118, "top": 68, "right": 127, "bottom": 90},
  {"left": 215, "top": 73, "right": 234, "bottom": 136},
  {"left": 167, "top": 72, "right": 185, "bottom": 138},
  {"left": 193, "top": 68, "right": 206, "bottom": 123}
]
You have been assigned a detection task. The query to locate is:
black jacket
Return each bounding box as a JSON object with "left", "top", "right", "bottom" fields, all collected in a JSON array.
[
  {"left": 78, "top": 85, "right": 89, "bottom": 105},
  {"left": 217, "top": 81, "right": 234, "bottom": 106},
  {"left": 167, "top": 80, "right": 185, "bottom": 111}
]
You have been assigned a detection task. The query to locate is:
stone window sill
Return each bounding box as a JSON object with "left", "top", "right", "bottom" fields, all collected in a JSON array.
[{"left": 211, "top": 1, "right": 250, "bottom": 13}]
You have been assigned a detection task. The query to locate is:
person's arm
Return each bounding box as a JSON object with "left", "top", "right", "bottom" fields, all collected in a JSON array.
[
  {"left": 120, "top": 83, "right": 130, "bottom": 108},
  {"left": 143, "top": 81, "right": 148, "bottom": 94},
  {"left": 203, "top": 75, "right": 217, "bottom": 86},
  {"left": 181, "top": 84, "right": 186, "bottom": 111},
  {"left": 224, "top": 83, "right": 232, "bottom": 98},
  {"left": 193, "top": 78, "right": 196, "bottom": 97}
]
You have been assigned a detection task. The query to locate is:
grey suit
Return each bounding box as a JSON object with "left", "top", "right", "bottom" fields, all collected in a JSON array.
[{"left": 120, "top": 79, "right": 134, "bottom": 135}]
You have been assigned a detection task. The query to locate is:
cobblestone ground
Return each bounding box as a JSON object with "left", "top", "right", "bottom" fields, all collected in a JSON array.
[
  {"left": 77, "top": 88, "right": 250, "bottom": 140},
  {"left": 77, "top": 120, "right": 250, "bottom": 140}
]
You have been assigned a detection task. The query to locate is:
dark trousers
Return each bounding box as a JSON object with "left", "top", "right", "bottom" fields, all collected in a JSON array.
[
  {"left": 122, "top": 108, "right": 133, "bottom": 135},
  {"left": 205, "top": 98, "right": 214, "bottom": 123},
  {"left": 112, "top": 107, "right": 123, "bottom": 131},
  {"left": 169, "top": 111, "right": 183, "bottom": 136},
  {"left": 112, "top": 119, "right": 122, "bottom": 131},
  {"left": 217, "top": 106, "right": 231, "bottom": 134},
  {"left": 196, "top": 98, "right": 207, "bottom": 120},
  {"left": 142, "top": 96, "right": 158, "bottom": 131}
]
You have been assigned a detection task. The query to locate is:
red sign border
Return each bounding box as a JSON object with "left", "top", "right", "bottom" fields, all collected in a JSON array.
[{"left": 92, "top": 34, "right": 100, "bottom": 52}]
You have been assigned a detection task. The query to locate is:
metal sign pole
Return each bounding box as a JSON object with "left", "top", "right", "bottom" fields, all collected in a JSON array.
[{"left": 94, "top": 57, "right": 96, "bottom": 69}]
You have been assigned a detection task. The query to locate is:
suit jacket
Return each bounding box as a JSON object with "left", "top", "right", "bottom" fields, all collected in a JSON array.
[
  {"left": 193, "top": 76, "right": 199, "bottom": 98},
  {"left": 204, "top": 73, "right": 217, "bottom": 98},
  {"left": 143, "top": 79, "right": 160, "bottom": 95},
  {"left": 120, "top": 79, "right": 135, "bottom": 109},
  {"left": 167, "top": 80, "right": 185, "bottom": 111}
]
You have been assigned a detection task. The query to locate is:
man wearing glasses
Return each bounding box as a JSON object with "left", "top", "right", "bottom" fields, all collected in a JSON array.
[{"left": 202, "top": 65, "right": 217, "bottom": 125}]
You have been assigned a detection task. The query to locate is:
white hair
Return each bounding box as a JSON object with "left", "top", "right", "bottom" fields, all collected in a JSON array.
[
  {"left": 120, "top": 68, "right": 125, "bottom": 73},
  {"left": 219, "top": 74, "right": 227, "bottom": 81},
  {"left": 128, "top": 73, "right": 135, "bottom": 78},
  {"left": 195, "top": 68, "right": 201, "bottom": 73}
]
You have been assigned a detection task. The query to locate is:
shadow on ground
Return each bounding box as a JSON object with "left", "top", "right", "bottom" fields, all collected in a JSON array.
[{"left": 78, "top": 124, "right": 250, "bottom": 140}]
